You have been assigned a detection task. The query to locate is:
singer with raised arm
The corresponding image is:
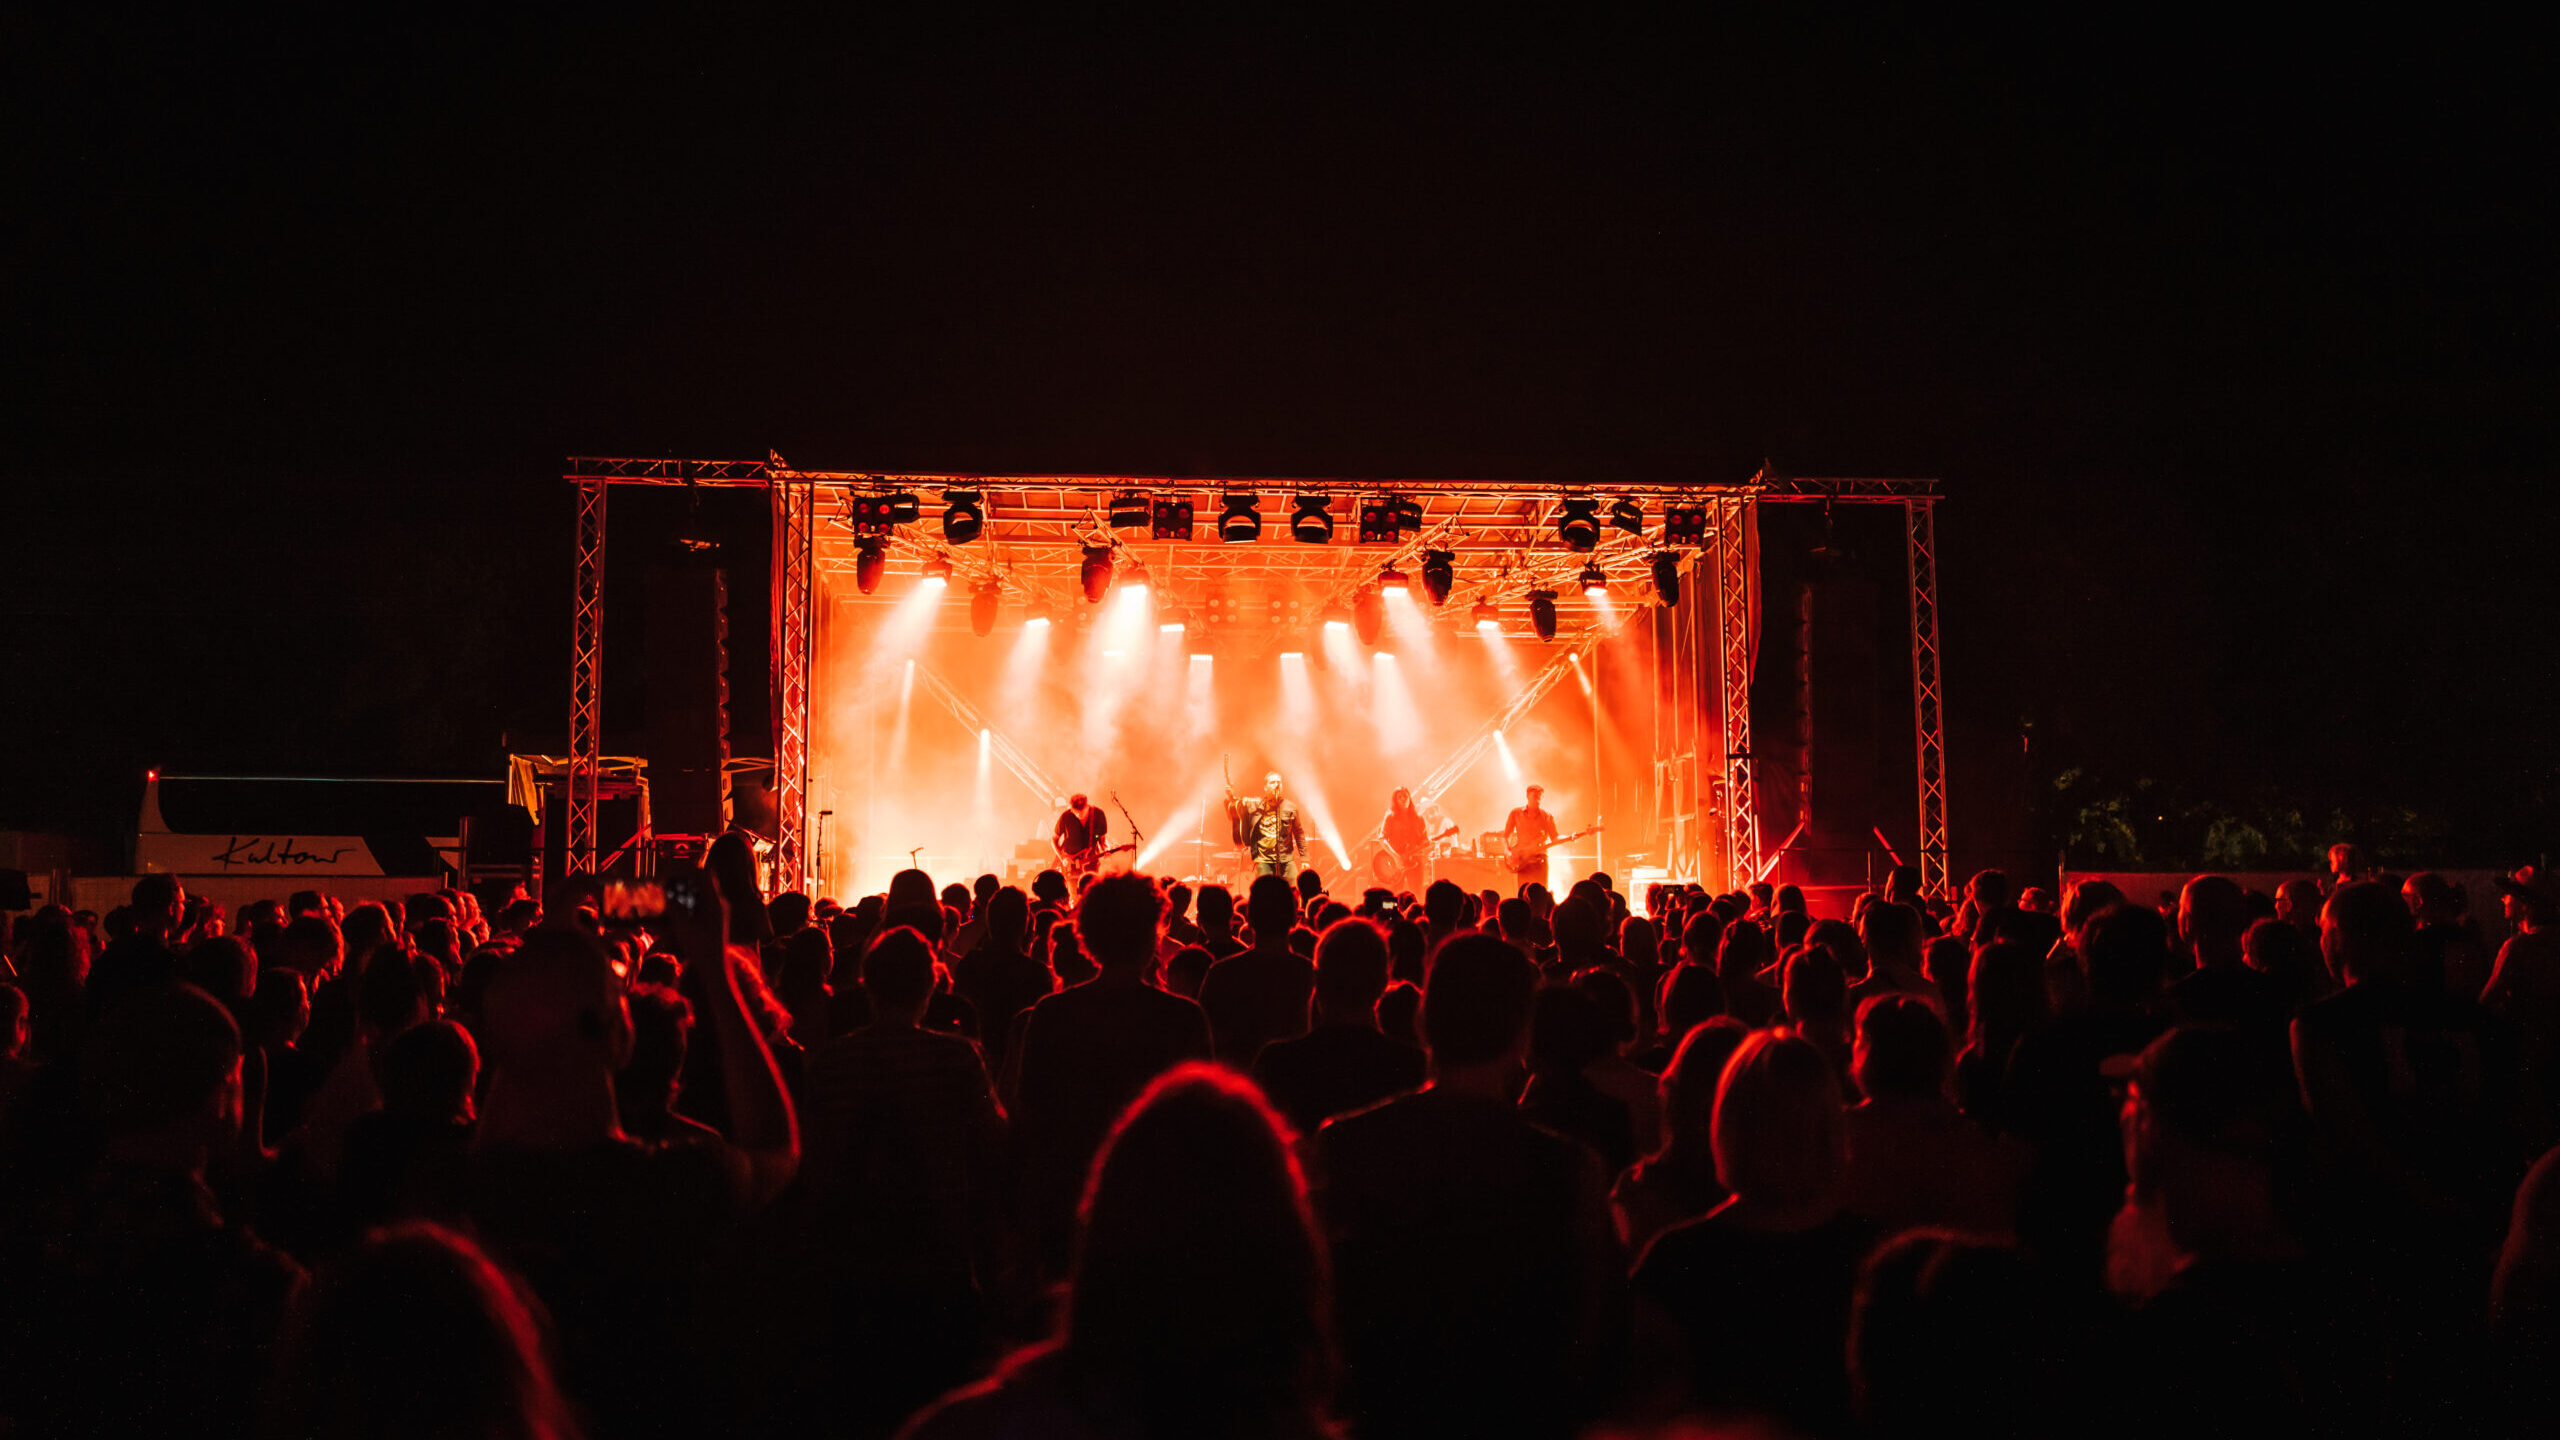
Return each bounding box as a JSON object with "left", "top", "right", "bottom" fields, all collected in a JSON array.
[{"left": 1226, "top": 770, "right": 1308, "bottom": 880}]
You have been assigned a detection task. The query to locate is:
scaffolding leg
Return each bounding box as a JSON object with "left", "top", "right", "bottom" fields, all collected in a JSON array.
[
  {"left": 1905, "top": 498, "right": 1950, "bottom": 899},
  {"left": 568, "top": 477, "right": 607, "bottom": 877},
  {"left": 1716, "top": 496, "right": 1760, "bottom": 893},
  {"left": 773, "top": 478, "right": 814, "bottom": 894}
]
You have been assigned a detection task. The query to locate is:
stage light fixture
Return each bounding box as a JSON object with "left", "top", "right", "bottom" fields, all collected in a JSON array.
[
  {"left": 1610, "top": 497, "right": 1645, "bottom": 536},
  {"left": 1353, "top": 589, "right": 1384, "bottom": 646},
  {"left": 1219, "top": 493, "right": 1263, "bottom": 542},
  {"left": 1321, "top": 603, "right": 1352, "bottom": 632},
  {"left": 1025, "top": 599, "right": 1054, "bottom": 629},
  {"left": 1292, "top": 494, "right": 1335, "bottom": 544},
  {"left": 1420, "top": 550, "right": 1455, "bottom": 605},
  {"left": 849, "top": 496, "right": 898, "bottom": 537},
  {"left": 1378, "top": 563, "right": 1410, "bottom": 591},
  {"left": 1472, "top": 598, "right": 1502, "bottom": 632},
  {"left": 970, "top": 580, "right": 1001, "bottom": 636},
  {"left": 1391, "top": 495, "right": 1425, "bottom": 533},
  {"left": 941, "top": 491, "right": 985, "bottom": 544},
  {"left": 886, "top": 492, "right": 922, "bottom": 524},
  {"left": 1151, "top": 496, "right": 1196, "bottom": 541},
  {"left": 1159, "top": 607, "right": 1188, "bottom": 634},
  {"left": 1556, "top": 496, "right": 1602, "bottom": 552},
  {"left": 854, "top": 538, "right": 887, "bottom": 594},
  {"left": 1664, "top": 505, "right": 1709, "bottom": 546},
  {"left": 1108, "top": 492, "right": 1152, "bottom": 528},
  {"left": 1081, "top": 545, "right": 1115, "bottom": 602},
  {"left": 1579, "top": 561, "right": 1608, "bottom": 598},
  {"left": 1357, "top": 501, "right": 1398, "bottom": 545},
  {"left": 1528, "top": 589, "right": 1559, "bottom": 641},
  {"left": 921, "top": 555, "right": 954, "bottom": 588},
  {"left": 1651, "top": 551, "right": 1682, "bottom": 607}
]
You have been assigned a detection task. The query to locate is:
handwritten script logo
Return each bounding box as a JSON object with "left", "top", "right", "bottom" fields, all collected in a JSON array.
[{"left": 213, "top": 836, "right": 357, "bottom": 869}]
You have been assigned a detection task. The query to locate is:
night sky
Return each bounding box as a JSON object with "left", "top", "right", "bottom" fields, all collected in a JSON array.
[{"left": 7, "top": 7, "right": 2553, "bottom": 869}]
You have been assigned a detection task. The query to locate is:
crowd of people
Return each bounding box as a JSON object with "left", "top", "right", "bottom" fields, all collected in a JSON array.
[{"left": 4, "top": 836, "right": 2560, "bottom": 1438}]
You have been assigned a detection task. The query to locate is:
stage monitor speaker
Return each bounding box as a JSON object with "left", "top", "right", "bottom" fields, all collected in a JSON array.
[
  {"left": 644, "top": 564, "right": 731, "bottom": 837},
  {"left": 1793, "top": 555, "right": 1880, "bottom": 885}
]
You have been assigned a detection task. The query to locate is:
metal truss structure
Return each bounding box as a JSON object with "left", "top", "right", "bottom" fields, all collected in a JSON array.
[
  {"left": 560, "top": 457, "right": 1951, "bottom": 897},
  {"left": 567, "top": 478, "right": 607, "bottom": 875},
  {"left": 771, "top": 480, "right": 815, "bottom": 891}
]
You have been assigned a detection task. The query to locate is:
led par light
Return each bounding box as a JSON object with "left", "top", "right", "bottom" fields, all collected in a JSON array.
[
  {"left": 1358, "top": 501, "right": 1399, "bottom": 545},
  {"left": 1378, "top": 564, "right": 1410, "bottom": 591},
  {"left": 1609, "top": 497, "right": 1645, "bottom": 536},
  {"left": 849, "top": 495, "right": 899, "bottom": 537},
  {"left": 1663, "top": 505, "right": 1709, "bottom": 546},
  {"left": 1579, "top": 561, "right": 1607, "bottom": 597},
  {"left": 1108, "top": 492, "right": 1152, "bottom": 528},
  {"left": 1151, "top": 496, "right": 1196, "bottom": 541}
]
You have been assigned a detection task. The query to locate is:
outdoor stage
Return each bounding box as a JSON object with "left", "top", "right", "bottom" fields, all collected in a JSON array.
[{"left": 556, "top": 459, "right": 1947, "bottom": 905}]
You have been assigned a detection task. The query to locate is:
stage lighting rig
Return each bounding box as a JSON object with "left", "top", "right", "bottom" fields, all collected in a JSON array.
[
  {"left": 1081, "top": 545, "right": 1116, "bottom": 602},
  {"left": 1556, "top": 497, "right": 1602, "bottom": 552},
  {"left": 1219, "top": 493, "right": 1263, "bottom": 542},
  {"left": 1353, "top": 589, "right": 1384, "bottom": 646},
  {"left": 1108, "top": 492, "right": 1153, "bottom": 529},
  {"left": 970, "top": 580, "right": 1001, "bottom": 636},
  {"left": 1610, "top": 498, "right": 1645, "bottom": 536},
  {"left": 1528, "top": 589, "right": 1559, "bottom": 641},
  {"left": 1651, "top": 551, "right": 1682, "bottom": 607},
  {"left": 1152, "top": 496, "right": 1196, "bottom": 541},
  {"left": 1378, "top": 563, "right": 1411, "bottom": 591},
  {"left": 921, "top": 555, "right": 954, "bottom": 587},
  {"left": 1357, "top": 500, "right": 1398, "bottom": 545},
  {"left": 1579, "top": 562, "right": 1607, "bottom": 597},
  {"left": 1420, "top": 550, "right": 1455, "bottom": 605},
  {"left": 941, "top": 491, "right": 985, "bottom": 544},
  {"left": 1663, "top": 504, "right": 1709, "bottom": 546},
  {"left": 1472, "top": 598, "right": 1501, "bottom": 632},
  {"left": 849, "top": 495, "right": 900, "bottom": 537},
  {"left": 855, "top": 538, "right": 887, "bottom": 594},
  {"left": 1292, "top": 494, "right": 1335, "bottom": 544}
]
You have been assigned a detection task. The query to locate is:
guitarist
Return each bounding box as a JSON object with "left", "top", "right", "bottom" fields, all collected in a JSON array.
[
  {"left": 1053, "top": 793, "right": 1112, "bottom": 886},
  {"left": 1501, "top": 784, "right": 1562, "bottom": 891},
  {"left": 1380, "top": 786, "right": 1448, "bottom": 889}
]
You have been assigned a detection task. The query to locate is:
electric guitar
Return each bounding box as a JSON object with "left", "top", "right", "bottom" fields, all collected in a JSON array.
[
  {"left": 1504, "top": 823, "right": 1605, "bottom": 875},
  {"left": 1059, "top": 841, "right": 1136, "bottom": 878},
  {"left": 1372, "top": 824, "right": 1462, "bottom": 888}
]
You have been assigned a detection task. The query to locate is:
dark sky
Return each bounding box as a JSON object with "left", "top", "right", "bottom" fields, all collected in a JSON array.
[{"left": 7, "top": 5, "right": 2554, "bottom": 864}]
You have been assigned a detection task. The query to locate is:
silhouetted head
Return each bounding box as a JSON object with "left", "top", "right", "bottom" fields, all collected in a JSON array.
[
  {"left": 1081, "top": 874, "right": 1168, "bottom": 973},
  {"left": 1419, "top": 933, "right": 1536, "bottom": 1072},
  {"left": 1313, "top": 919, "right": 1390, "bottom": 1020},
  {"left": 276, "top": 1222, "right": 580, "bottom": 1440},
  {"left": 1713, "top": 1027, "right": 1844, "bottom": 1212},
  {"left": 1853, "top": 995, "right": 1949, "bottom": 1102},
  {"left": 1065, "top": 1065, "right": 1334, "bottom": 1436},
  {"left": 1247, "top": 874, "right": 1298, "bottom": 940}
]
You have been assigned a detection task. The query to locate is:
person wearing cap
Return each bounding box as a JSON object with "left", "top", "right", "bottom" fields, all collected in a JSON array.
[{"left": 1502, "top": 784, "right": 1562, "bottom": 891}]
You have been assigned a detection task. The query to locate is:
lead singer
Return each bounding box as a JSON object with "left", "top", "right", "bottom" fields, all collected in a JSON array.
[{"left": 1225, "top": 770, "right": 1308, "bottom": 880}]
